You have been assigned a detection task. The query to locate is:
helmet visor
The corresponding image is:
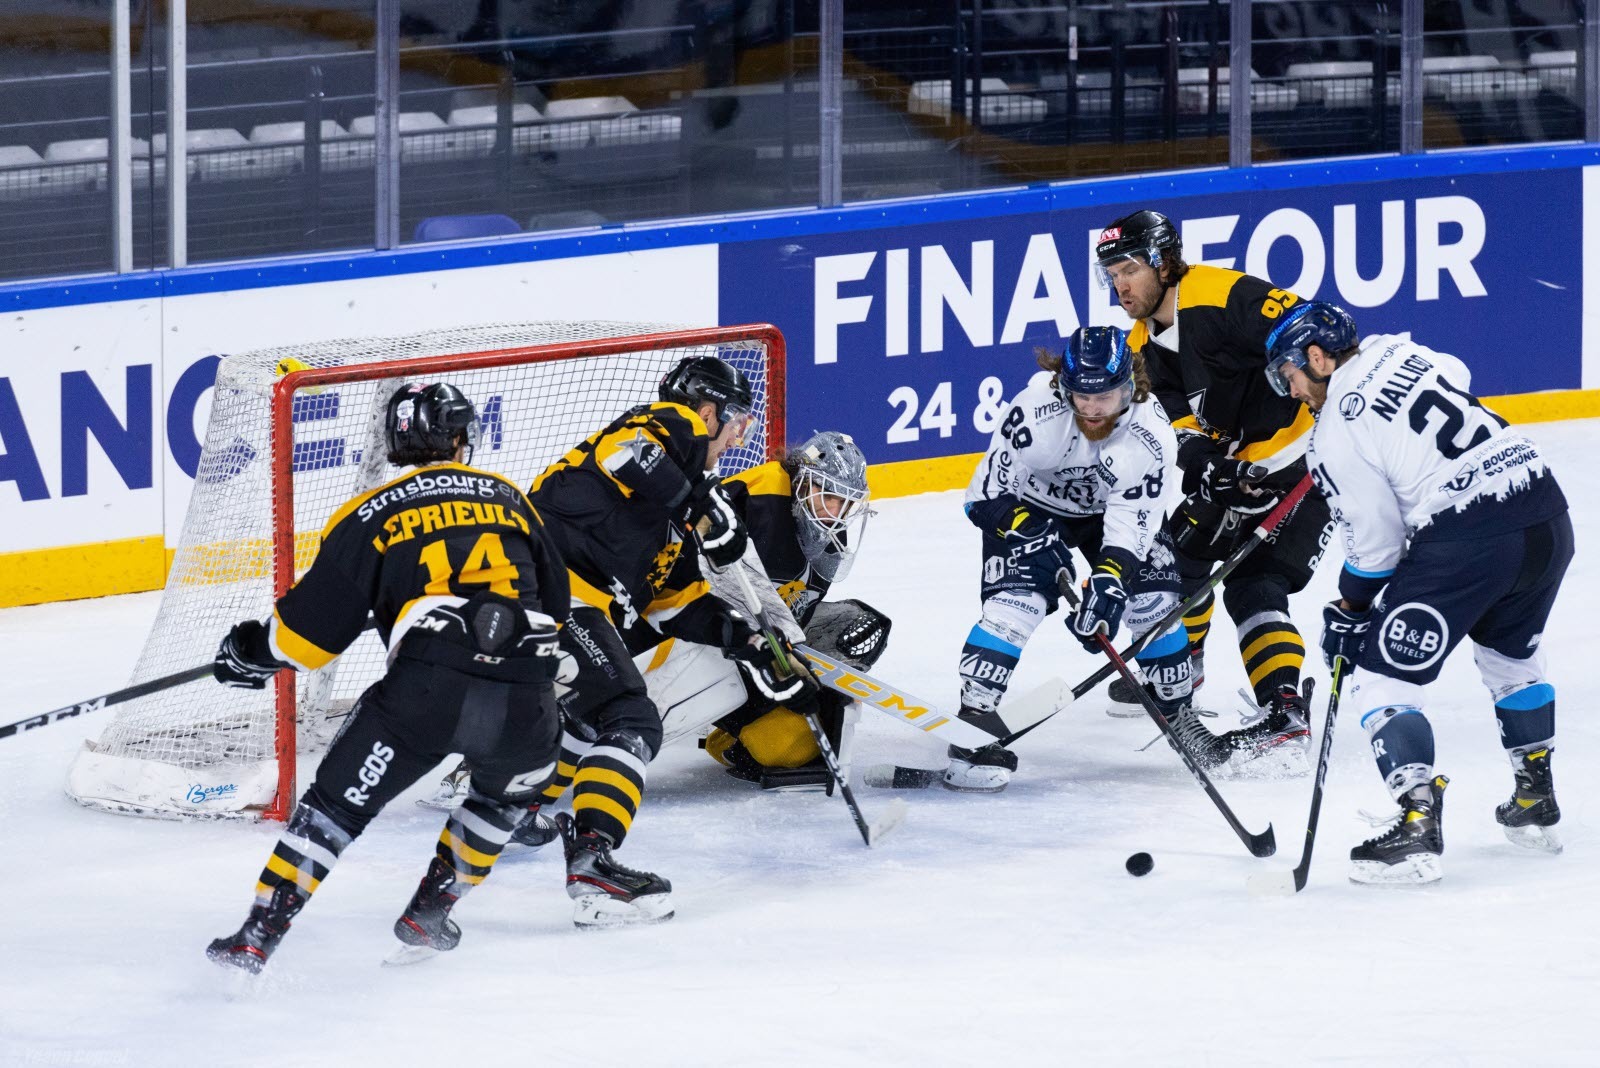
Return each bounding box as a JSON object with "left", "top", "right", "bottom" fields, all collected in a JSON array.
[
  {"left": 1264, "top": 350, "right": 1305, "bottom": 398},
  {"left": 718, "top": 401, "right": 755, "bottom": 447},
  {"left": 1069, "top": 383, "right": 1133, "bottom": 419},
  {"left": 1094, "top": 249, "right": 1158, "bottom": 290}
]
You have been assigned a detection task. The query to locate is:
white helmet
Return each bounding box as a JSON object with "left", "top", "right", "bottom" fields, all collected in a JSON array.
[{"left": 789, "top": 431, "right": 871, "bottom": 583}]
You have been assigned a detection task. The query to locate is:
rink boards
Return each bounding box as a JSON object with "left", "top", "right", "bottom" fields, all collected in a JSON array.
[{"left": 2, "top": 144, "right": 1598, "bottom": 605}]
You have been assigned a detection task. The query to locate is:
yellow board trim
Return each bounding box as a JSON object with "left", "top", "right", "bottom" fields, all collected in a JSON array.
[{"left": 5, "top": 390, "right": 1599, "bottom": 609}]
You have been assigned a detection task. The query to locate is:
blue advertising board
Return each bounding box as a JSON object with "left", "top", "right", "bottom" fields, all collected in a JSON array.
[{"left": 719, "top": 167, "right": 1582, "bottom": 464}]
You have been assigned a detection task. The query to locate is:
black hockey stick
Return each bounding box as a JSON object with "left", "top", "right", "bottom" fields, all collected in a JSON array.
[
  {"left": 997, "top": 472, "right": 1313, "bottom": 748},
  {"left": 1093, "top": 629, "right": 1277, "bottom": 858},
  {"left": 1249, "top": 657, "right": 1348, "bottom": 894},
  {"left": 722, "top": 557, "right": 906, "bottom": 846},
  {"left": 0, "top": 663, "right": 213, "bottom": 742}
]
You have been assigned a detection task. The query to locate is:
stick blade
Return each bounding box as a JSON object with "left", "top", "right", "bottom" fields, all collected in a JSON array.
[
  {"left": 866, "top": 798, "right": 910, "bottom": 845},
  {"left": 863, "top": 764, "right": 940, "bottom": 789},
  {"left": 1248, "top": 824, "right": 1278, "bottom": 858}
]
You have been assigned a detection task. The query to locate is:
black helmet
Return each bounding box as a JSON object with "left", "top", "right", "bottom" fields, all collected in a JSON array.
[
  {"left": 385, "top": 382, "right": 480, "bottom": 466},
  {"left": 659, "top": 355, "right": 754, "bottom": 427},
  {"left": 1095, "top": 209, "right": 1182, "bottom": 279},
  {"left": 1264, "top": 302, "right": 1359, "bottom": 397}
]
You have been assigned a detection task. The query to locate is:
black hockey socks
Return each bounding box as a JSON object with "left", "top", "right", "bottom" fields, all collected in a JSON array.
[
  {"left": 253, "top": 798, "right": 355, "bottom": 909},
  {"left": 534, "top": 730, "right": 592, "bottom": 807},
  {"left": 435, "top": 791, "right": 521, "bottom": 894},
  {"left": 1183, "top": 593, "right": 1215, "bottom": 657},
  {"left": 571, "top": 731, "right": 650, "bottom": 846},
  {"left": 1362, "top": 705, "right": 1436, "bottom": 799},
  {"left": 1493, "top": 683, "right": 1555, "bottom": 752},
  {"left": 1237, "top": 610, "right": 1306, "bottom": 705}
]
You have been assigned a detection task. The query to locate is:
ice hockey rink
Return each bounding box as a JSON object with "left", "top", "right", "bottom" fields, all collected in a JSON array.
[{"left": 2, "top": 419, "right": 1594, "bottom": 1067}]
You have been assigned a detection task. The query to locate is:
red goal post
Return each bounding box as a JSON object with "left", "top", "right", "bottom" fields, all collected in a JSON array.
[{"left": 68, "top": 321, "right": 786, "bottom": 822}]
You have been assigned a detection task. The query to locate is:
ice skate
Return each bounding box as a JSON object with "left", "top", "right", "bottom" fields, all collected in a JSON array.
[
  {"left": 498, "top": 808, "right": 559, "bottom": 859},
  {"left": 386, "top": 856, "right": 463, "bottom": 965},
  {"left": 1495, "top": 747, "right": 1562, "bottom": 855},
  {"left": 942, "top": 742, "right": 1018, "bottom": 793},
  {"left": 557, "top": 812, "right": 674, "bottom": 928},
  {"left": 1350, "top": 775, "right": 1448, "bottom": 886},
  {"left": 206, "top": 884, "right": 305, "bottom": 974},
  {"left": 416, "top": 759, "right": 470, "bottom": 811},
  {"left": 1224, "top": 683, "right": 1311, "bottom": 771},
  {"left": 1163, "top": 704, "right": 1231, "bottom": 770}
]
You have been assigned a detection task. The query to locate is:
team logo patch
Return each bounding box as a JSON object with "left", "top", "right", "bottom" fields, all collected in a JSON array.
[
  {"left": 1377, "top": 602, "right": 1449, "bottom": 673},
  {"left": 1443, "top": 464, "right": 1479, "bottom": 497},
  {"left": 983, "top": 555, "right": 1007, "bottom": 583},
  {"left": 1339, "top": 393, "right": 1366, "bottom": 420},
  {"left": 1099, "top": 226, "right": 1122, "bottom": 242}
]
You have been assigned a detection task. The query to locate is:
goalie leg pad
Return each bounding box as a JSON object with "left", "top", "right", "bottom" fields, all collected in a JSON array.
[{"left": 735, "top": 706, "right": 821, "bottom": 769}]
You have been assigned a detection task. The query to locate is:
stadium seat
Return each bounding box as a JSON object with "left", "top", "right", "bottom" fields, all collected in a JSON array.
[
  {"left": 907, "top": 78, "right": 1048, "bottom": 124},
  {"left": 1526, "top": 50, "right": 1577, "bottom": 98},
  {"left": 1421, "top": 55, "right": 1539, "bottom": 103},
  {"left": 1285, "top": 61, "right": 1400, "bottom": 108},
  {"left": 1177, "top": 67, "right": 1299, "bottom": 114},
  {"left": 0, "top": 145, "right": 48, "bottom": 202},
  {"left": 412, "top": 213, "right": 522, "bottom": 242},
  {"left": 350, "top": 111, "right": 490, "bottom": 163},
  {"left": 525, "top": 209, "right": 607, "bottom": 232},
  {"left": 1041, "top": 70, "right": 1162, "bottom": 115}
]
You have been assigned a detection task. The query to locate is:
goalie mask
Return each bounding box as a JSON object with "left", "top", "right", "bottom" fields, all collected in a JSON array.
[
  {"left": 386, "top": 382, "right": 481, "bottom": 467},
  {"left": 788, "top": 431, "right": 871, "bottom": 583}
]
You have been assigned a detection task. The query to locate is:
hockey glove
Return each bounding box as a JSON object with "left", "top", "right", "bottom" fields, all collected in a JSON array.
[
  {"left": 1320, "top": 600, "right": 1372, "bottom": 670},
  {"left": 1198, "top": 458, "right": 1275, "bottom": 515},
  {"left": 998, "top": 506, "right": 1076, "bottom": 592},
  {"left": 719, "top": 608, "right": 820, "bottom": 715},
  {"left": 214, "top": 619, "right": 289, "bottom": 689},
  {"left": 1070, "top": 558, "right": 1129, "bottom": 652},
  {"left": 682, "top": 479, "right": 750, "bottom": 571},
  {"left": 1170, "top": 492, "right": 1245, "bottom": 562},
  {"left": 518, "top": 613, "right": 564, "bottom": 682}
]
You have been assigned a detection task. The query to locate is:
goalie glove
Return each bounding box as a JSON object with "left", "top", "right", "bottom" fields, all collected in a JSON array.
[
  {"left": 806, "top": 598, "right": 892, "bottom": 669},
  {"left": 717, "top": 607, "right": 820, "bottom": 715},
  {"left": 681, "top": 478, "right": 750, "bottom": 571},
  {"left": 214, "top": 619, "right": 289, "bottom": 689}
]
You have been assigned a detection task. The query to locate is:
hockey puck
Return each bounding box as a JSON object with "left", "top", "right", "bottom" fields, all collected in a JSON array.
[{"left": 1125, "top": 852, "right": 1154, "bottom": 877}]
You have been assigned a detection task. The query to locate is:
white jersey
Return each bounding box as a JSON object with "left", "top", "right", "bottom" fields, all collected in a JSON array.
[
  {"left": 1309, "top": 333, "right": 1562, "bottom": 580},
  {"left": 966, "top": 371, "right": 1176, "bottom": 562}
]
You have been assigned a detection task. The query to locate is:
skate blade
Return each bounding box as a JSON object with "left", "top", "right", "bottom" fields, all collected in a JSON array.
[
  {"left": 571, "top": 892, "right": 676, "bottom": 929},
  {"left": 493, "top": 840, "right": 554, "bottom": 862},
  {"left": 1105, "top": 701, "right": 1146, "bottom": 719},
  {"left": 414, "top": 790, "right": 465, "bottom": 812},
  {"left": 1226, "top": 740, "right": 1311, "bottom": 780},
  {"left": 1502, "top": 824, "right": 1563, "bottom": 855},
  {"left": 1349, "top": 852, "right": 1442, "bottom": 886},
  {"left": 382, "top": 943, "right": 443, "bottom": 967},
  {"left": 940, "top": 767, "right": 1011, "bottom": 793}
]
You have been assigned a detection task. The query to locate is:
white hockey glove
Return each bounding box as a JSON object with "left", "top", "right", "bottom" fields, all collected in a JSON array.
[
  {"left": 682, "top": 479, "right": 750, "bottom": 571},
  {"left": 719, "top": 608, "right": 820, "bottom": 714}
]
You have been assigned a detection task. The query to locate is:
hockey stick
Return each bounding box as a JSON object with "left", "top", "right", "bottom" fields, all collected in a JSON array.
[
  {"left": 997, "top": 472, "right": 1314, "bottom": 748},
  {"left": 0, "top": 663, "right": 214, "bottom": 742},
  {"left": 721, "top": 558, "right": 907, "bottom": 846},
  {"left": 1093, "top": 628, "right": 1277, "bottom": 858},
  {"left": 1248, "top": 657, "right": 1347, "bottom": 895}
]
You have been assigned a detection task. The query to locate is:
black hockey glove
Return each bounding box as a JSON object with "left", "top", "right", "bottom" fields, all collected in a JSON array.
[
  {"left": 1320, "top": 600, "right": 1372, "bottom": 670},
  {"left": 214, "top": 619, "right": 289, "bottom": 689},
  {"left": 682, "top": 478, "right": 750, "bottom": 571},
  {"left": 1170, "top": 493, "right": 1245, "bottom": 562},
  {"left": 718, "top": 607, "right": 821, "bottom": 715},
  {"left": 517, "top": 612, "right": 563, "bottom": 682},
  {"left": 1198, "top": 458, "right": 1275, "bottom": 515},
  {"left": 998, "top": 505, "right": 1076, "bottom": 592},
  {"left": 1070, "top": 557, "right": 1128, "bottom": 652}
]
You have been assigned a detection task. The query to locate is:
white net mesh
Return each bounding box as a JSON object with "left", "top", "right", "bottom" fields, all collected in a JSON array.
[{"left": 67, "top": 321, "right": 778, "bottom": 819}]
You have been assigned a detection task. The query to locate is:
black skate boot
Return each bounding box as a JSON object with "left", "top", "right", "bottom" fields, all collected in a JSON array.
[
  {"left": 500, "top": 808, "right": 558, "bottom": 857},
  {"left": 391, "top": 855, "right": 463, "bottom": 961},
  {"left": 1226, "top": 682, "right": 1312, "bottom": 762},
  {"left": 557, "top": 812, "right": 674, "bottom": 928},
  {"left": 1164, "top": 704, "right": 1231, "bottom": 771},
  {"left": 1495, "top": 747, "right": 1561, "bottom": 854},
  {"left": 206, "top": 883, "right": 305, "bottom": 974},
  {"left": 1350, "top": 775, "right": 1448, "bottom": 886},
  {"left": 1108, "top": 651, "right": 1204, "bottom": 718},
  {"left": 942, "top": 742, "right": 1019, "bottom": 793}
]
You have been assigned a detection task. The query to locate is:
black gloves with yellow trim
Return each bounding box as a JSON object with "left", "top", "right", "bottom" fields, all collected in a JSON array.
[
  {"left": 715, "top": 604, "right": 821, "bottom": 716},
  {"left": 215, "top": 619, "right": 290, "bottom": 689}
]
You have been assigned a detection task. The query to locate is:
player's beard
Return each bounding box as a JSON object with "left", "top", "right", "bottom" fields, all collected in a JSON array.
[{"left": 1076, "top": 413, "right": 1116, "bottom": 441}]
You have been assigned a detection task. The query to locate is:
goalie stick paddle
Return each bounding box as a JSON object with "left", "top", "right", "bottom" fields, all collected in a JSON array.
[
  {"left": 0, "top": 663, "right": 214, "bottom": 742},
  {"left": 997, "top": 473, "right": 1314, "bottom": 749},
  {"left": 1248, "top": 657, "right": 1348, "bottom": 895},
  {"left": 719, "top": 555, "right": 905, "bottom": 847}
]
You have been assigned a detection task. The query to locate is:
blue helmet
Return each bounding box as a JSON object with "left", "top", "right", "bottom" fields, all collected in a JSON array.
[
  {"left": 1059, "top": 325, "right": 1133, "bottom": 398},
  {"left": 1264, "top": 301, "right": 1359, "bottom": 396}
]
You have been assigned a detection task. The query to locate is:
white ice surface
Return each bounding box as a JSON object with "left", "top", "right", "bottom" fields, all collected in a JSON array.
[{"left": 3, "top": 420, "right": 1597, "bottom": 1066}]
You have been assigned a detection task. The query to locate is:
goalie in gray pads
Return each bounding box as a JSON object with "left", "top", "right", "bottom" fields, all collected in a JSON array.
[
  {"left": 948, "top": 326, "right": 1220, "bottom": 792},
  {"left": 1267, "top": 302, "right": 1572, "bottom": 885}
]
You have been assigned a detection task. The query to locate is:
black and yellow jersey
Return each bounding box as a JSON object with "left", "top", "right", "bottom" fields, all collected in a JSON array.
[
  {"left": 530, "top": 401, "right": 724, "bottom": 638},
  {"left": 1129, "top": 264, "right": 1314, "bottom": 479},
  {"left": 723, "top": 461, "right": 831, "bottom": 625},
  {"left": 268, "top": 462, "right": 568, "bottom": 671}
]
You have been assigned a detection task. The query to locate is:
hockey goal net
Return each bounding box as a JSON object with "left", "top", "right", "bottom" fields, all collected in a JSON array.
[{"left": 66, "top": 321, "right": 786, "bottom": 821}]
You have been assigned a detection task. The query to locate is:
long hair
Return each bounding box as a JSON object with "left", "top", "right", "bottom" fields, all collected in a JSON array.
[{"left": 1033, "top": 346, "right": 1151, "bottom": 403}]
